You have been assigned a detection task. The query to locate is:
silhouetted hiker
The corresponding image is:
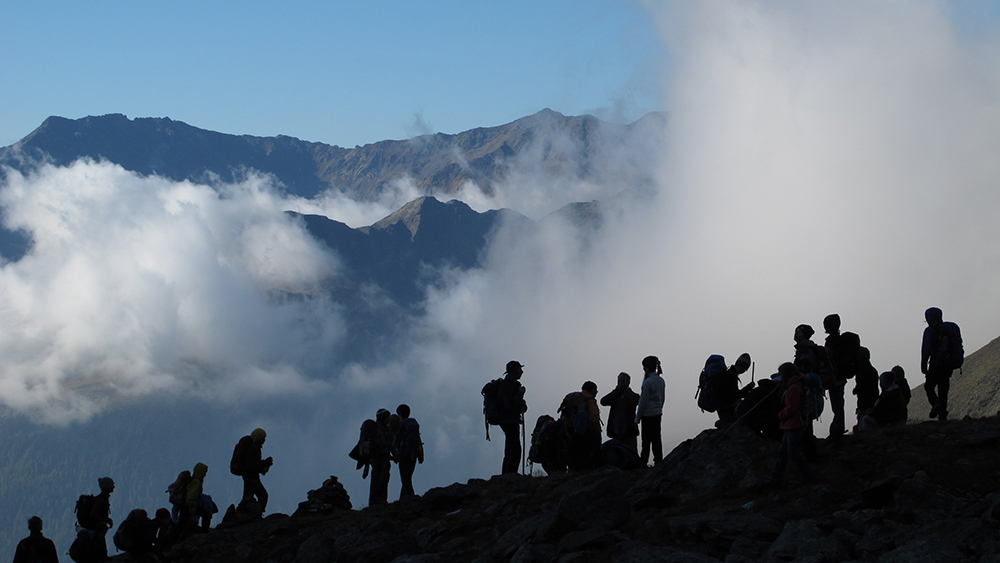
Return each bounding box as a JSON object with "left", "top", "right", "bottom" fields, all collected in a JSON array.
[
  {"left": 636, "top": 356, "right": 665, "bottom": 466},
  {"left": 793, "top": 325, "right": 830, "bottom": 384},
  {"left": 482, "top": 360, "right": 527, "bottom": 474},
  {"left": 395, "top": 404, "right": 423, "bottom": 500},
  {"left": 12, "top": 516, "right": 58, "bottom": 563},
  {"left": 891, "top": 365, "right": 911, "bottom": 405},
  {"left": 368, "top": 408, "right": 395, "bottom": 506},
  {"left": 528, "top": 415, "right": 568, "bottom": 475},
  {"left": 770, "top": 363, "right": 812, "bottom": 486},
  {"left": 922, "top": 307, "right": 964, "bottom": 420},
  {"left": 181, "top": 462, "right": 215, "bottom": 533},
  {"left": 559, "top": 381, "right": 602, "bottom": 470},
  {"left": 823, "top": 314, "right": 862, "bottom": 440},
  {"left": 231, "top": 428, "right": 273, "bottom": 514},
  {"left": 600, "top": 372, "right": 640, "bottom": 451},
  {"left": 699, "top": 353, "right": 753, "bottom": 425},
  {"left": 861, "top": 372, "right": 908, "bottom": 430},
  {"left": 113, "top": 509, "right": 157, "bottom": 562},
  {"left": 853, "top": 347, "right": 879, "bottom": 430},
  {"left": 91, "top": 477, "right": 114, "bottom": 561},
  {"left": 152, "top": 508, "right": 176, "bottom": 551},
  {"left": 736, "top": 373, "right": 782, "bottom": 440}
]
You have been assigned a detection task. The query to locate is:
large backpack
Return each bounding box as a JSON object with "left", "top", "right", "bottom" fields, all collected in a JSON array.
[
  {"left": 397, "top": 418, "right": 422, "bottom": 458},
  {"left": 349, "top": 419, "right": 377, "bottom": 465},
  {"left": 230, "top": 436, "right": 254, "bottom": 476},
  {"left": 482, "top": 378, "right": 525, "bottom": 440},
  {"left": 801, "top": 372, "right": 825, "bottom": 422},
  {"left": 558, "top": 392, "right": 590, "bottom": 436},
  {"left": 113, "top": 510, "right": 147, "bottom": 553},
  {"left": 68, "top": 529, "right": 93, "bottom": 563},
  {"left": 827, "top": 331, "right": 861, "bottom": 381},
  {"left": 696, "top": 354, "right": 728, "bottom": 413},
  {"left": 937, "top": 322, "right": 964, "bottom": 370},
  {"left": 75, "top": 494, "right": 98, "bottom": 530},
  {"left": 167, "top": 470, "right": 192, "bottom": 506}
]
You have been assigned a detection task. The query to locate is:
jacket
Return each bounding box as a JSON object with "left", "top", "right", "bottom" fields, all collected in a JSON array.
[
  {"left": 635, "top": 373, "right": 665, "bottom": 422},
  {"left": 600, "top": 385, "right": 640, "bottom": 438},
  {"left": 777, "top": 373, "right": 806, "bottom": 430},
  {"left": 185, "top": 463, "right": 208, "bottom": 510}
]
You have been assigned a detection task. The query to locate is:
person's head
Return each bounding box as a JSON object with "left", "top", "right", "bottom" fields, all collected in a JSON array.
[
  {"left": 27, "top": 516, "right": 42, "bottom": 534},
  {"left": 879, "top": 372, "right": 895, "bottom": 390},
  {"left": 642, "top": 356, "right": 661, "bottom": 374},
  {"left": 794, "top": 324, "right": 814, "bottom": 343},
  {"left": 859, "top": 346, "right": 871, "bottom": 363},
  {"left": 925, "top": 307, "right": 943, "bottom": 327},
  {"left": 505, "top": 360, "right": 524, "bottom": 380},
  {"left": 891, "top": 365, "right": 905, "bottom": 379},
  {"left": 376, "top": 408, "right": 391, "bottom": 424},
  {"left": 251, "top": 428, "right": 267, "bottom": 445},
  {"left": 778, "top": 362, "right": 798, "bottom": 381},
  {"left": 396, "top": 404, "right": 411, "bottom": 418},
  {"left": 823, "top": 314, "right": 841, "bottom": 335},
  {"left": 617, "top": 372, "right": 630, "bottom": 387},
  {"left": 193, "top": 462, "right": 208, "bottom": 480},
  {"left": 389, "top": 413, "right": 401, "bottom": 432},
  {"left": 155, "top": 508, "right": 171, "bottom": 523},
  {"left": 733, "top": 353, "right": 752, "bottom": 374},
  {"left": 582, "top": 381, "right": 597, "bottom": 396},
  {"left": 98, "top": 477, "right": 115, "bottom": 494}
]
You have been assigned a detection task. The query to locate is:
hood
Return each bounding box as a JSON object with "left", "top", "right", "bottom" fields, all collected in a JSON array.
[
  {"left": 925, "top": 307, "right": 943, "bottom": 327},
  {"left": 193, "top": 462, "right": 208, "bottom": 480}
]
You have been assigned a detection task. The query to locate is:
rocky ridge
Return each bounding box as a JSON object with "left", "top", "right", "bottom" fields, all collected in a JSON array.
[{"left": 150, "top": 416, "right": 1000, "bottom": 563}]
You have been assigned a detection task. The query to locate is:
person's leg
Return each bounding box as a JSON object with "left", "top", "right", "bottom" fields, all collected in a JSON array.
[
  {"left": 771, "top": 430, "right": 791, "bottom": 483},
  {"left": 650, "top": 414, "right": 663, "bottom": 463},
  {"left": 398, "top": 456, "right": 416, "bottom": 498},
  {"left": 639, "top": 417, "right": 652, "bottom": 465},
  {"left": 501, "top": 423, "right": 521, "bottom": 474},
  {"left": 925, "top": 372, "right": 941, "bottom": 416},
  {"left": 938, "top": 371, "right": 951, "bottom": 419},
  {"left": 828, "top": 383, "right": 845, "bottom": 438},
  {"left": 787, "top": 427, "right": 811, "bottom": 481}
]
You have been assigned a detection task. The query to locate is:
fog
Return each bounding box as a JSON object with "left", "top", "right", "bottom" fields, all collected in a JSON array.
[{"left": 2, "top": 0, "right": 1000, "bottom": 529}]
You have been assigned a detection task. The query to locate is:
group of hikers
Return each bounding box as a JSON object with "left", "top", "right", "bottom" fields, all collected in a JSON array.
[
  {"left": 483, "top": 308, "right": 963, "bottom": 488},
  {"left": 18, "top": 429, "right": 274, "bottom": 562},
  {"left": 11, "top": 307, "right": 962, "bottom": 561}
]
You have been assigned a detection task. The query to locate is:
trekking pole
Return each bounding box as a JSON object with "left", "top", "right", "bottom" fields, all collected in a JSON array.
[
  {"left": 724, "top": 383, "right": 780, "bottom": 435},
  {"left": 751, "top": 362, "right": 755, "bottom": 383},
  {"left": 521, "top": 414, "right": 526, "bottom": 475}
]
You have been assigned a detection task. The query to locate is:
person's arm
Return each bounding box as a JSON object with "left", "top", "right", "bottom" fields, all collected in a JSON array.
[
  {"left": 921, "top": 327, "right": 935, "bottom": 374},
  {"left": 635, "top": 380, "right": 649, "bottom": 423}
]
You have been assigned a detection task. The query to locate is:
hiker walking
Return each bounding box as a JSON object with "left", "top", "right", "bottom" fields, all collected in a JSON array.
[
  {"left": 600, "top": 372, "right": 640, "bottom": 452},
  {"left": 921, "top": 307, "right": 963, "bottom": 420},
  {"left": 181, "top": 462, "right": 215, "bottom": 532},
  {"left": 770, "top": 363, "right": 812, "bottom": 486},
  {"left": 368, "top": 408, "right": 395, "bottom": 506},
  {"left": 231, "top": 428, "right": 273, "bottom": 514},
  {"left": 395, "top": 404, "right": 424, "bottom": 500},
  {"left": 482, "top": 360, "right": 528, "bottom": 474},
  {"left": 12, "top": 516, "right": 58, "bottom": 563},
  {"left": 823, "top": 314, "right": 862, "bottom": 440},
  {"left": 635, "top": 356, "right": 665, "bottom": 466}
]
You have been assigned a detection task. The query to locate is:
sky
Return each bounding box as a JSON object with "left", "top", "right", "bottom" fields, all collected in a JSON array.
[
  {"left": 0, "top": 0, "right": 664, "bottom": 148},
  {"left": 3, "top": 0, "right": 1000, "bottom": 548}
]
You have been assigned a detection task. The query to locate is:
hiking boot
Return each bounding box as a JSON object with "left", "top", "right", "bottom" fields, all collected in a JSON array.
[
  {"left": 929, "top": 405, "right": 939, "bottom": 419},
  {"left": 939, "top": 411, "right": 948, "bottom": 421}
]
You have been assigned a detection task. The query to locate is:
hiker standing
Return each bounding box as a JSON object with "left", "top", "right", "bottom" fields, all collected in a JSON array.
[
  {"left": 823, "top": 314, "right": 861, "bottom": 440},
  {"left": 395, "top": 404, "right": 424, "bottom": 500},
  {"left": 233, "top": 428, "right": 273, "bottom": 513},
  {"left": 90, "top": 477, "right": 115, "bottom": 561},
  {"left": 182, "top": 462, "right": 214, "bottom": 532},
  {"left": 771, "top": 363, "right": 812, "bottom": 485},
  {"left": 921, "top": 307, "right": 963, "bottom": 420},
  {"left": 853, "top": 347, "right": 879, "bottom": 429},
  {"left": 560, "top": 381, "right": 603, "bottom": 470},
  {"left": 12, "top": 516, "right": 58, "bottom": 563},
  {"left": 600, "top": 372, "right": 640, "bottom": 452},
  {"left": 635, "top": 356, "right": 665, "bottom": 466},
  {"left": 369, "top": 408, "right": 395, "bottom": 506},
  {"left": 483, "top": 360, "right": 528, "bottom": 474}
]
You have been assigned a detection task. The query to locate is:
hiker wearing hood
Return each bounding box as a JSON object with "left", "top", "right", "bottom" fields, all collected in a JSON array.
[
  {"left": 921, "top": 307, "right": 963, "bottom": 420},
  {"left": 853, "top": 347, "right": 879, "bottom": 427},
  {"left": 601, "top": 372, "right": 640, "bottom": 451},
  {"left": 12, "top": 517, "right": 58, "bottom": 563},
  {"left": 181, "top": 463, "right": 215, "bottom": 531},
  {"left": 90, "top": 476, "right": 115, "bottom": 560},
  {"left": 236, "top": 428, "right": 273, "bottom": 513},
  {"left": 771, "top": 363, "right": 812, "bottom": 485},
  {"left": 636, "top": 356, "right": 665, "bottom": 466}
]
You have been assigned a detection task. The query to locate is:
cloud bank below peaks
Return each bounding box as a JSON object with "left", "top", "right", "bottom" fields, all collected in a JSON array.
[{"left": 0, "top": 160, "right": 343, "bottom": 422}]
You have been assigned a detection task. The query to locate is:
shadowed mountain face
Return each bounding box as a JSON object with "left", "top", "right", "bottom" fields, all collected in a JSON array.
[
  {"left": 1, "top": 110, "right": 666, "bottom": 202},
  {"left": 909, "top": 333, "right": 1000, "bottom": 421}
]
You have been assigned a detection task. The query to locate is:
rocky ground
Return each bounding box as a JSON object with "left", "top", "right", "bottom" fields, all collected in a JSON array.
[{"left": 141, "top": 415, "right": 1000, "bottom": 563}]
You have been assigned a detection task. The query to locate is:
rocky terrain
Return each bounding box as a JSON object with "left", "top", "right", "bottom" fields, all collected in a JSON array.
[{"left": 143, "top": 415, "right": 1000, "bottom": 563}]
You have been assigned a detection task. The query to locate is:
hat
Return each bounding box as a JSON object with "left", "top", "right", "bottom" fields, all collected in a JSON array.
[
  {"left": 505, "top": 360, "right": 524, "bottom": 373},
  {"left": 98, "top": 477, "right": 115, "bottom": 491},
  {"left": 251, "top": 428, "right": 267, "bottom": 443}
]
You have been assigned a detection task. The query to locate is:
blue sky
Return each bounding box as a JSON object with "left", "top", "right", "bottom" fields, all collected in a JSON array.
[{"left": 0, "top": 0, "right": 665, "bottom": 147}]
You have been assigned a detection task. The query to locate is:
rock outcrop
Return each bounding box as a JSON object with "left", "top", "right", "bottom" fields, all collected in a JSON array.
[{"left": 149, "top": 416, "right": 1000, "bottom": 563}]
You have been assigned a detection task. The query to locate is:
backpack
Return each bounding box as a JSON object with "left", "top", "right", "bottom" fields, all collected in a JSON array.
[
  {"left": 397, "top": 418, "right": 422, "bottom": 458},
  {"left": 801, "top": 372, "right": 825, "bottom": 421},
  {"left": 937, "top": 322, "right": 964, "bottom": 370},
  {"left": 69, "top": 529, "right": 93, "bottom": 563},
  {"left": 528, "top": 414, "right": 557, "bottom": 465},
  {"left": 349, "top": 419, "right": 377, "bottom": 465},
  {"left": 167, "top": 470, "right": 192, "bottom": 506},
  {"left": 558, "top": 392, "right": 590, "bottom": 436},
  {"left": 696, "top": 354, "right": 727, "bottom": 413},
  {"left": 482, "top": 378, "right": 525, "bottom": 439},
  {"left": 230, "top": 436, "right": 254, "bottom": 476},
  {"left": 827, "top": 332, "right": 861, "bottom": 381},
  {"left": 113, "top": 511, "right": 146, "bottom": 553},
  {"left": 75, "top": 494, "right": 98, "bottom": 530}
]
